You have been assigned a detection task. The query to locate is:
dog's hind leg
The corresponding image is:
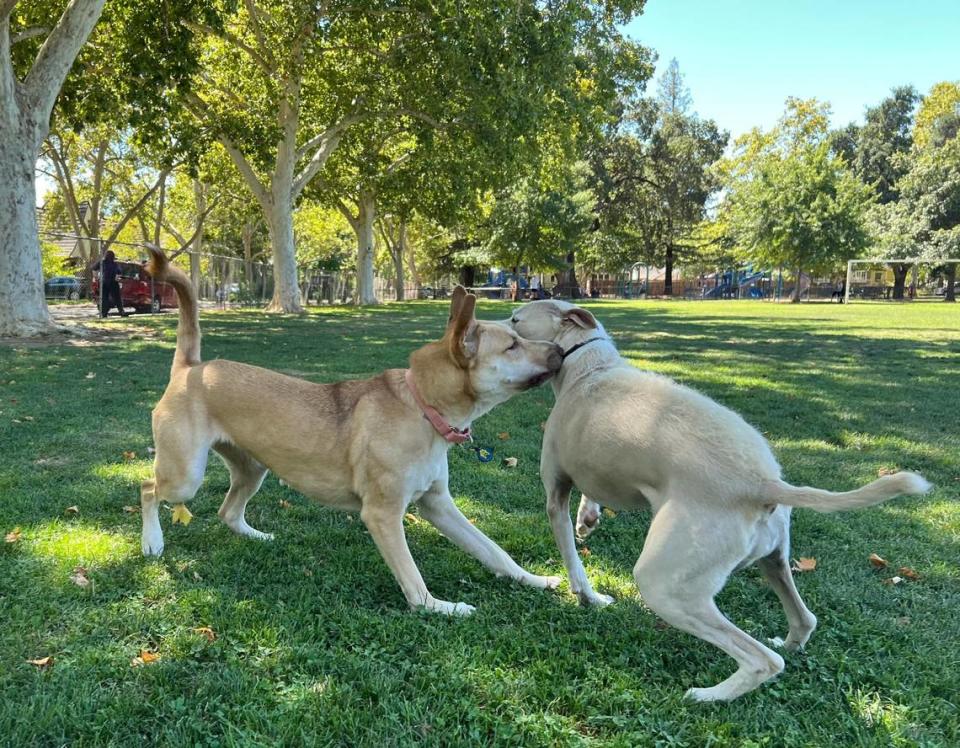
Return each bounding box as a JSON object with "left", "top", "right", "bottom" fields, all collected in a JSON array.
[
  {"left": 213, "top": 442, "right": 271, "bottom": 541},
  {"left": 142, "top": 420, "right": 210, "bottom": 556},
  {"left": 634, "top": 502, "right": 784, "bottom": 702},
  {"left": 757, "top": 543, "right": 817, "bottom": 651}
]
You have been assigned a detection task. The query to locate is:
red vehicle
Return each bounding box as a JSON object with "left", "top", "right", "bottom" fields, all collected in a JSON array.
[{"left": 92, "top": 260, "right": 178, "bottom": 314}]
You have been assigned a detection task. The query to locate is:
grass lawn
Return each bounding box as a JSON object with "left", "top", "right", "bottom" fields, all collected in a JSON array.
[{"left": 1, "top": 299, "right": 958, "bottom": 746}]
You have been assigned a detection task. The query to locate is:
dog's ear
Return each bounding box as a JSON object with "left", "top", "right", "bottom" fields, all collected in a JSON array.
[
  {"left": 447, "top": 286, "right": 468, "bottom": 325},
  {"left": 448, "top": 291, "right": 479, "bottom": 365},
  {"left": 563, "top": 307, "right": 598, "bottom": 330}
]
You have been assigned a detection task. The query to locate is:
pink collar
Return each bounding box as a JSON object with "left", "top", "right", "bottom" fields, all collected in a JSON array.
[{"left": 404, "top": 369, "right": 472, "bottom": 444}]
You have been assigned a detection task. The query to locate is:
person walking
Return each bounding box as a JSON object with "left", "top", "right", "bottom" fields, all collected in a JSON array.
[{"left": 96, "top": 250, "right": 129, "bottom": 318}]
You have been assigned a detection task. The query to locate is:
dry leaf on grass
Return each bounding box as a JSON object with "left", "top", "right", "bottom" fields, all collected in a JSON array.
[
  {"left": 85, "top": 372, "right": 95, "bottom": 379},
  {"left": 192, "top": 627, "right": 216, "bottom": 643},
  {"left": 279, "top": 500, "right": 292, "bottom": 509},
  {"left": 792, "top": 557, "right": 817, "bottom": 572},
  {"left": 64, "top": 505, "right": 79, "bottom": 516},
  {"left": 122, "top": 505, "right": 140, "bottom": 514},
  {"left": 898, "top": 566, "right": 920, "bottom": 580},
  {"left": 868, "top": 553, "right": 888, "bottom": 569},
  {"left": 882, "top": 576, "right": 903, "bottom": 586},
  {"left": 27, "top": 656, "right": 53, "bottom": 669},
  {"left": 22, "top": 415, "right": 34, "bottom": 421},
  {"left": 4, "top": 527, "right": 22, "bottom": 543},
  {"left": 171, "top": 504, "right": 193, "bottom": 526},
  {"left": 877, "top": 466, "right": 897, "bottom": 477},
  {"left": 497, "top": 432, "right": 510, "bottom": 441},
  {"left": 404, "top": 512, "right": 420, "bottom": 524},
  {"left": 131, "top": 649, "right": 160, "bottom": 667},
  {"left": 602, "top": 508, "right": 617, "bottom": 519},
  {"left": 502, "top": 457, "right": 518, "bottom": 468},
  {"left": 69, "top": 566, "right": 91, "bottom": 588},
  {"left": 579, "top": 547, "right": 591, "bottom": 557},
  {"left": 122, "top": 451, "right": 136, "bottom": 461}
]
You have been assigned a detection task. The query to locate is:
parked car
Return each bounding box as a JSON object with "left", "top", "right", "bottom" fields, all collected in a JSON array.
[
  {"left": 92, "top": 260, "right": 178, "bottom": 313},
  {"left": 44, "top": 275, "right": 84, "bottom": 300}
]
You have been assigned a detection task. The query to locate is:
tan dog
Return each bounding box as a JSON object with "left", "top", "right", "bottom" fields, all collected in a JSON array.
[
  {"left": 509, "top": 299, "right": 931, "bottom": 700},
  {"left": 141, "top": 248, "right": 564, "bottom": 615}
]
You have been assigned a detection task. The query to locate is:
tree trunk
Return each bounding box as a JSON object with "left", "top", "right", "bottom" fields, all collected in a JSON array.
[
  {"left": 407, "top": 231, "right": 420, "bottom": 290},
  {"left": 190, "top": 179, "right": 206, "bottom": 289},
  {"left": 0, "top": 130, "right": 51, "bottom": 336},
  {"left": 265, "top": 194, "right": 303, "bottom": 312},
  {"left": 791, "top": 266, "right": 803, "bottom": 303},
  {"left": 664, "top": 245, "right": 674, "bottom": 296},
  {"left": 890, "top": 263, "right": 909, "bottom": 300},
  {"left": 945, "top": 263, "right": 957, "bottom": 303},
  {"left": 354, "top": 191, "right": 378, "bottom": 305},
  {"left": 555, "top": 250, "right": 581, "bottom": 298},
  {"left": 393, "top": 219, "right": 407, "bottom": 301},
  {"left": 242, "top": 219, "right": 255, "bottom": 287}
]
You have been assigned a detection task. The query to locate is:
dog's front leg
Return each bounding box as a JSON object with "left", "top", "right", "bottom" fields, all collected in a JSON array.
[
  {"left": 544, "top": 474, "right": 614, "bottom": 607},
  {"left": 360, "top": 495, "right": 474, "bottom": 616},
  {"left": 418, "top": 485, "right": 561, "bottom": 591}
]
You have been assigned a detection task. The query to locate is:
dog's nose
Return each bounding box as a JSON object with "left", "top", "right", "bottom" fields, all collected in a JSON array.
[{"left": 547, "top": 344, "right": 563, "bottom": 372}]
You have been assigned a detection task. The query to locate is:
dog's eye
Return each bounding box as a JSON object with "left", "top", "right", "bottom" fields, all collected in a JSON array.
[{"left": 511, "top": 318, "right": 519, "bottom": 325}]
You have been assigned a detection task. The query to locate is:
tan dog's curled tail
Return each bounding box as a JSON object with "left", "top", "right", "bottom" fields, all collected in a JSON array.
[
  {"left": 767, "top": 471, "right": 931, "bottom": 513},
  {"left": 145, "top": 246, "right": 201, "bottom": 369}
]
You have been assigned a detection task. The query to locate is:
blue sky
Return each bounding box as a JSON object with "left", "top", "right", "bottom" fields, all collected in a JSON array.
[{"left": 625, "top": 0, "right": 959, "bottom": 138}]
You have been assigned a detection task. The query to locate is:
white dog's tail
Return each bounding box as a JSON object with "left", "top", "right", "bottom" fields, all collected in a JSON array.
[{"left": 766, "top": 472, "right": 931, "bottom": 513}]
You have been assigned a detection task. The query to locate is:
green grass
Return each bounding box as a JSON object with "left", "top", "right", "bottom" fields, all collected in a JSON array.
[{"left": 1, "top": 300, "right": 958, "bottom": 747}]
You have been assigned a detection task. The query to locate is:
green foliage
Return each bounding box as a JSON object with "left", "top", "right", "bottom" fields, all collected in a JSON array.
[
  {"left": 719, "top": 99, "right": 874, "bottom": 278},
  {"left": 39, "top": 240, "right": 68, "bottom": 278},
  {"left": 913, "top": 81, "right": 960, "bottom": 150}
]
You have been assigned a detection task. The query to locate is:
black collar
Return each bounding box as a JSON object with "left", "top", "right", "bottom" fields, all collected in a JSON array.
[{"left": 561, "top": 336, "right": 607, "bottom": 361}]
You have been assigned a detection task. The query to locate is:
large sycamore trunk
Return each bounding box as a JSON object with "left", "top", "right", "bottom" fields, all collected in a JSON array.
[
  {"left": 354, "top": 192, "right": 378, "bottom": 305},
  {"left": 0, "top": 131, "right": 52, "bottom": 336},
  {"left": 890, "top": 263, "right": 910, "bottom": 300},
  {"left": 266, "top": 196, "right": 303, "bottom": 313},
  {"left": 945, "top": 264, "right": 957, "bottom": 303}
]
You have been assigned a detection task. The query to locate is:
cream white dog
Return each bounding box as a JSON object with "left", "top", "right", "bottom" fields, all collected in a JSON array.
[
  {"left": 141, "top": 248, "right": 564, "bottom": 615},
  {"left": 509, "top": 299, "right": 931, "bottom": 701}
]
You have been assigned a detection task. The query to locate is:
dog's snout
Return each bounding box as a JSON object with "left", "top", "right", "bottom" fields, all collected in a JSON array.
[{"left": 547, "top": 344, "right": 563, "bottom": 372}]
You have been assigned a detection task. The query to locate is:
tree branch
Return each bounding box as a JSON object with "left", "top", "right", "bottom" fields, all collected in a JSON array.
[
  {"left": 333, "top": 195, "right": 359, "bottom": 232},
  {"left": 183, "top": 92, "right": 270, "bottom": 207},
  {"left": 242, "top": 0, "right": 274, "bottom": 69},
  {"left": 181, "top": 19, "right": 274, "bottom": 76},
  {"left": 168, "top": 198, "right": 218, "bottom": 260},
  {"left": 101, "top": 167, "right": 170, "bottom": 251},
  {"left": 0, "top": 15, "right": 18, "bottom": 125},
  {"left": 23, "top": 0, "right": 107, "bottom": 138}
]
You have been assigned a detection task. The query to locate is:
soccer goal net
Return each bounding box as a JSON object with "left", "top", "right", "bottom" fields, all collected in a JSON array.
[{"left": 844, "top": 258, "right": 960, "bottom": 302}]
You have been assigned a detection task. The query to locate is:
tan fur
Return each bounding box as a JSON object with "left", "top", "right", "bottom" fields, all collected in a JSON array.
[
  {"left": 141, "top": 250, "right": 564, "bottom": 615},
  {"left": 509, "top": 299, "right": 931, "bottom": 700}
]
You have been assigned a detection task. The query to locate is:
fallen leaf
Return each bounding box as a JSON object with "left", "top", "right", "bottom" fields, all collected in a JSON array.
[
  {"left": 64, "top": 505, "right": 80, "bottom": 516},
  {"left": 602, "top": 508, "right": 617, "bottom": 518},
  {"left": 27, "top": 656, "right": 53, "bottom": 669},
  {"left": 192, "top": 570, "right": 202, "bottom": 581},
  {"left": 877, "top": 466, "right": 897, "bottom": 477},
  {"left": 12, "top": 419, "right": 21, "bottom": 424},
  {"left": 898, "top": 566, "right": 920, "bottom": 581},
  {"left": 123, "top": 505, "right": 140, "bottom": 514},
  {"left": 579, "top": 546, "right": 591, "bottom": 557},
  {"left": 404, "top": 512, "right": 420, "bottom": 524},
  {"left": 882, "top": 576, "right": 903, "bottom": 586},
  {"left": 132, "top": 649, "right": 160, "bottom": 667},
  {"left": 171, "top": 504, "right": 193, "bottom": 526},
  {"left": 122, "top": 451, "right": 136, "bottom": 461},
  {"left": 85, "top": 372, "right": 95, "bottom": 379},
  {"left": 502, "top": 457, "right": 518, "bottom": 468},
  {"left": 4, "top": 527, "right": 21, "bottom": 543},
  {"left": 192, "top": 626, "right": 216, "bottom": 643},
  {"left": 22, "top": 415, "right": 34, "bottom": 421},
  {"left": 302, "top": 567, "right": 314, "bottom": 577},
  {"left": 69, "top": 566, "right": 91, "bottom": 588},
  {"left": 279, "top": 500, "right": 292, "bottom": 509},
  {"left": 868, "top": 553, "right": 888, "bottom": 569},
  {"left": 497, "top": 432, "right": 510, "bottom": 441},
  {"left": 792, "top": 557, "right": 817, "bottom": 572}
]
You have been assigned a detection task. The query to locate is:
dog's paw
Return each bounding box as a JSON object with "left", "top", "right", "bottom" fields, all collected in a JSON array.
[
  {"left": 141, "top": 535, "right": 164, "bottom": 557},
  {"left": 425, "top": 599, "right": 476, "bottom": 616},
  {"left": 523, "top": 574, "right": 563, "bottom": 590},
  {"left": 684, "top": 686, "right": 728, "bottom": 703},
  {"left": 579, "top": 591, "right": 615, "bottom": 607}
]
